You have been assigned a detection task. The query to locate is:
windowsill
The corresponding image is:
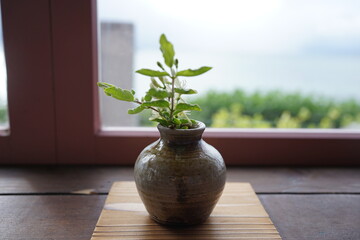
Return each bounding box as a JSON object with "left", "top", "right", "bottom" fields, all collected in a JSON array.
[
  {"left": 0, "top": 126, "right": 10, "bottom": 136},
  {"left": 98, "top": 127, "right": 360, "bottom": 139}
]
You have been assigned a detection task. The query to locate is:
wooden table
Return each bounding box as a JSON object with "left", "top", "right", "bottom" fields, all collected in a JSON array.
[{"left": 0, "top": 166, "right": 359, "bottom": 240}]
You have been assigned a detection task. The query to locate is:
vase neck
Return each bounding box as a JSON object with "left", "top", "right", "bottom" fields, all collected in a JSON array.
[{"left": 157, "top": 122, "right": 206, "bottom": 145}]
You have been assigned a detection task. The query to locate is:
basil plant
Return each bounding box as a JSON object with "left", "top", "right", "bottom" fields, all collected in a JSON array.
[{"left": 98, "top": 34, "right": 211, "bottom": 129}]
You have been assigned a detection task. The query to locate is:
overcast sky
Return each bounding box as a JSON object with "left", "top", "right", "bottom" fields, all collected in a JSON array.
[
  {"left": 98, "top": 0, "right": 360, "bottom": 55},
  {"left": 1, "top": 0, "right": 360, "bottom": 102}
]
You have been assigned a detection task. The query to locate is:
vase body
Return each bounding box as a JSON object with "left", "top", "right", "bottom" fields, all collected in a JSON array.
[{"left": 134, "top": 122, "right": 226, "bottom": 225}]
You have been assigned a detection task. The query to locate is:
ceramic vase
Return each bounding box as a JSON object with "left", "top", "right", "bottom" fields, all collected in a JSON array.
[{"left": 134, "top": 122, "right": 226, "bottom": 225}]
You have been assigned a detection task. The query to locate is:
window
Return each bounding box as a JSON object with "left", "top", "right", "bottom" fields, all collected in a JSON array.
[
  {"left": 0, "top": 0, "right": 359, "bottom": 165},
  {"left": 98, "top": 0, "right": 360, "bottom": 130},
  {"left": 0, "top": 6, "right": 8, "bottom": 131}
]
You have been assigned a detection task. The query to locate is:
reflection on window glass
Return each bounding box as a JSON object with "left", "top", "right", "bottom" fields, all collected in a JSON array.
[
  {"left": 98, "top": 0, "right": 360, "bottom": 129},
  {"left": 0, "top": 6, "right": 9, "bottom": 129}
]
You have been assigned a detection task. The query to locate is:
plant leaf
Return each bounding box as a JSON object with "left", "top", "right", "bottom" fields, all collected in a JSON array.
[
  {"left": 151, "top": 78, "right": 163, "bottom": 88},
  {"left": 174, "top": 59, "right": 179, "bottom": 69},
  {"left": 142, "top": 100, "right": 170, "bottom": 108},
  {"left": 97, "top": 82, "right": 114, "bottom": 88},
  {"left": 174, "top": 88, "right": 198, "bottom": 95},
  {"left": 175, "top": 103, "right": 202, "bottom": 111},
  {"left": 159, "top": 34, "right": 175, "bottom": 68},
  {"left": 160, "top": 111, "right": 170, "bottom": 118},
  {"left": 157, "top": 61, "right": 165, "bottom": 71},
  {"left": 176, "top": 66, "right": 212, "bottom": 77},
  {"left": 173, "top": 118, "right": 181, "bottom": 125},
  {"left": 128, "top": 105, "right": 145, "bottom": 114},
  {"left": 99, "top": 83, "right": 135, "bottom": 102},
  {"left": 150, "top": 118, "right": 169, "bottom": 127},
  {"left": 136, "top": 68, "right": 169, "bottom": 77},
  {"left": 147, "top": 88, "right": 169, "bottom": 99},
  {"left": 180, "top": 118, "right": 192, "bottom": 125},
  {"left": 144, "top": 94, "right": 152, "bottom": 102}
]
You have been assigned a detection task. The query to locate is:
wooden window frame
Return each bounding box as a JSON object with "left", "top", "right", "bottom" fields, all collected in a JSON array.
[{"left": 0, "top": 0, "right": 359, "bottom": 165}]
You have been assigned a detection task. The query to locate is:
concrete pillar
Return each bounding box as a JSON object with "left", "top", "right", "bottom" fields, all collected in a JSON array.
[{"left": 99, "top": 22, "right": 136, "bottom": 127}]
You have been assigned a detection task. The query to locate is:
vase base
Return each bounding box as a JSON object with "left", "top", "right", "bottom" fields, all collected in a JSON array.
[{"left": 150, "top": 214, "right": 207, "bottom": 226}]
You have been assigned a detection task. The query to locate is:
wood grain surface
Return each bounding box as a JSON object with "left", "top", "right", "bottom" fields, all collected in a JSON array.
[
  {"left": 259, "top": 195, "right": 360, "bottom": 240},
  {"left": 0, "top": 195, "right": 106, "bottom": 240},
  {"left": 0, "top": 167, "right": 359, "bottom": 240},
  {"left": 0, "top": 166, "right": 359, "bottom": 194}
]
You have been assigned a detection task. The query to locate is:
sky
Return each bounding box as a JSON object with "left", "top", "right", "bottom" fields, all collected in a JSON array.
[
  {"left": 97, "top": 0, "right": 360, "bottom": 100},
  {"left": 0, "top": 7, "right": 5, "bottom": 103},
  {"left": 98, "top": 0, "right": 360, "bottom": 55},
  {"left": 1, "top": 0, "right": 360, "bottom": 103}
]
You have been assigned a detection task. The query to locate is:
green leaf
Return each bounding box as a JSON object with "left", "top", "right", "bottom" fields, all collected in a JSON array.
[
  {"left": 144, "top": 94, "right": 152, "bottom": 102},
  {"left": 147, "top": 88, "right": 169, "bottom": 99},
  {"left": 175, "top": 103, "right": 202, "bottom": 111},
  {"left": 142, "top": 100, "right": 170, "bottom": 108},
  {"left": 157, "top": 62, "right": 165, "bottom": 71},
  {"left": 161, "top": 111, "right": 170, "bottom": 118},
  {"left": 128, "top": 105, "right": 145, "bottom": 114},
  {"left": 174, "top": 88, "right": 198, "bottom": 95},
  {"left": 180, "top": 118, "right": 192, "bottom": 125},
  {"left": 136, "top": 68, "right": 169, "bottom": 77},
  {"left": 150, "top": 118, "right": 169, "bottom": 127},
  {"left": 159, "top": 34, "right": 175, "bottom": 68},
  {"left": 99, "top": 84, "right": 135, "bottom": 102},
  {"left": 176, "top": 66, "right": 212, "bottom": 77},
  {"left": 151, "top": 78, "right": 163, "bottom": 88},
  {"left": 174, "top": 59, "right": 179, "bottom": 69},
  {"left": 173, "top": 118, "right": 181, "bottom": 125},
  {"left": 97, "top": 82, "right": 114, "bottom": 88}
]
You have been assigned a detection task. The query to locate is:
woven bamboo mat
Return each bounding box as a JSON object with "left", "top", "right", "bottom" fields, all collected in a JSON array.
[{"left": 91, "top": 181, "right": 281, "bottom": 240}]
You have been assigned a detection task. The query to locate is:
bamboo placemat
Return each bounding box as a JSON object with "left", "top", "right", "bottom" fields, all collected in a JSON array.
[{"left": 91, "top": 181, "right": 281, "bottom": 239}]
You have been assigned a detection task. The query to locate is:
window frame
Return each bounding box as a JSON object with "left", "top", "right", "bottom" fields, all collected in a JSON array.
[
  {"left": 0, "top": 0, "right": 56, "bottom": 164},
  {"left": 1, "top": 0, "right": 359, "bottom": 165}
]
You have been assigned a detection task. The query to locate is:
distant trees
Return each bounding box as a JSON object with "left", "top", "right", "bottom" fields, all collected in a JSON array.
[
  {"left": 0, "top": 104, "right": 7, "bottom": 124},
  {"left": 4, "top": 90, "right": 358, "bottom": 128},
  {"left": 140, "top": 89, "right": 360, "bottom": 129}
]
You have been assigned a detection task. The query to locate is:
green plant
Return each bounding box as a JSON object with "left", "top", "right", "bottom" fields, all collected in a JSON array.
[{"left": 98, "top": 34, "right": 211, "bottom": 129}]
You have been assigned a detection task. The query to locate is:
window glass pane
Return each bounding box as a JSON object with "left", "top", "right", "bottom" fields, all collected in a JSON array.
[
  {"left": 98, "top": 0, "right": 360, "bottom": 129},
  {"left": 0, "top": 6, "right": 9, "bottom": 130}
]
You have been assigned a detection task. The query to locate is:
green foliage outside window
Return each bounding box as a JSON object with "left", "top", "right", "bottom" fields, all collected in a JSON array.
[
  {"left": 139, "top": 89, "right": 360, "bottom": 129},
  {"left": 0, "top": 100, "right": 8, "bottom": 125}
]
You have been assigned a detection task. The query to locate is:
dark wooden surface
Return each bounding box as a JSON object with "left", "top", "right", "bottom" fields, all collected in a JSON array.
[{"left": 0, "top": 166, "right": 359, "bottom": 240}]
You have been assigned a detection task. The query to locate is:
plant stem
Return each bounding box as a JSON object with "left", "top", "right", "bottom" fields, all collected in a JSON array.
[
  {"left": 183, "top": 111, "right": 192, "bottom": 125},
  {"left": 170, "top": 75, "right": 175, "bottom": 120},
  {"left": 134, "top": 100, "right": 160, "bottom": 113}
]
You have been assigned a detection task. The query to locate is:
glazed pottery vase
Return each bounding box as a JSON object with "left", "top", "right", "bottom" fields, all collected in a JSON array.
[{"left": 134, "top": 121, "right": 226, "bottom": 225}]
